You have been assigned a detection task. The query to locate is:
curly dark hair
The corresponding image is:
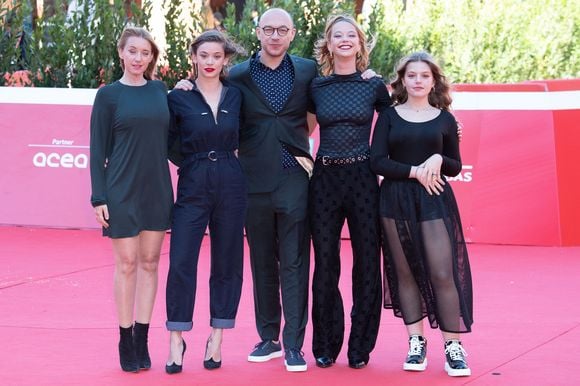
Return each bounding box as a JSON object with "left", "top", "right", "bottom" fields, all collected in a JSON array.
[{"left": 390, "top": 51, "right": 452, "bottom": 111}]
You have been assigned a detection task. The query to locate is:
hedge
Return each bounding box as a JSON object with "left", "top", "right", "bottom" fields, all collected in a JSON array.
[{"left": 1, "top": 0, "right": 578, "bottom": 88}]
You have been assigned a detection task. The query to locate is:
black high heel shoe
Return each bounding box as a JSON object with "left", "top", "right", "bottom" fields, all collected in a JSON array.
[
  {"left": 165, "top": 339, "right": 187, "bottom": 374},
  {"left": 203, "top": 338, "right": 222, "bottom": 370}
]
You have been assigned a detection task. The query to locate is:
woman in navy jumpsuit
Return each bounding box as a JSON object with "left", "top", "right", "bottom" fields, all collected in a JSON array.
[{"left": 165, "top": 30, "right": 247, "bottom": 373}]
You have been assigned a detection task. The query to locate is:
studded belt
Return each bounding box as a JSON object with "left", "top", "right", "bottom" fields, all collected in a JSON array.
[{"left": 316, "top": 152, "right": 370, "bottom": 166}]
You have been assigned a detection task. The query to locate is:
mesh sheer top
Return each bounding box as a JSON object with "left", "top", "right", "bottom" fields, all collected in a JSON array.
[{"left": 310, "top": 73, "right": 391, "bottom": 158}]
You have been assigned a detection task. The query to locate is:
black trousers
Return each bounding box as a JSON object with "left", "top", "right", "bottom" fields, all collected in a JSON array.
[
  {"left": 245, "top": 170, "right": 310, "bottom": 350},
  {"left": 309, "top": 160, "right": 382, "bottom": 363}
]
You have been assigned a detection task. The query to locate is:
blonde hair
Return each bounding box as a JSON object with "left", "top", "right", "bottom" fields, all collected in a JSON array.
[
  {"left": 314, "top": 14, "right": 374, "bottom": 76},
  {"left": 390, "top": 51, "right": 452, "bottom": 111},
  {"left": 117, "top": 26, "right": 160, "bottom": 80}
]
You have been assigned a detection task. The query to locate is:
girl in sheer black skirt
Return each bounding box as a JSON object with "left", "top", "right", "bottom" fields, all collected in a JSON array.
[{"left": 370, "top": 52, "right": 473, "bottom": 377}]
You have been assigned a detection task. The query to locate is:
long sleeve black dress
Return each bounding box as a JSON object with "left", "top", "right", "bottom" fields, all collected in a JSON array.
[
  {"left": 370, "top": 107, "right": 473, "bottom": 333},
  {"left": 89, "top": 80, "right": 173, "bottom": 238}
]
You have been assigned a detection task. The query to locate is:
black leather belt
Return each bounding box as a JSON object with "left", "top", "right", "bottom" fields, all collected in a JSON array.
[{"left": 192, "top": 150, "right": 235, "bottom": 161}]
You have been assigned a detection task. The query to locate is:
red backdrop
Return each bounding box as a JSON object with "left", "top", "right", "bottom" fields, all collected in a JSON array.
[{"left": 1, "top": 81, "right": 579, "bottom": 245}]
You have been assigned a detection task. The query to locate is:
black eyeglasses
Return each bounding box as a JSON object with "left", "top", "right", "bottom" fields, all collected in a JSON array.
[{"left": 260, "top": 26, "right": 291, "bottom": 36}]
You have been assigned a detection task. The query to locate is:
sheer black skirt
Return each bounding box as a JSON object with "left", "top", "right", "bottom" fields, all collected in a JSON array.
[{"left": 379, "top": 178, "right": 473, "bottom": 333}]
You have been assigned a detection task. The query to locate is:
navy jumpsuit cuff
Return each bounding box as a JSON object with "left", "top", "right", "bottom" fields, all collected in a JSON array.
[
  {"left": 166, "top": 321, "right": 193, "bottom": 331},
  {"left": 211, "top": 318, "right": 235, "bottom": 329}
]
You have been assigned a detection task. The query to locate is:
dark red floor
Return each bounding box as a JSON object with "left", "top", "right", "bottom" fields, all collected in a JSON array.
[{"left": 1, "top": 226, "right": 579, "bottom": 385}]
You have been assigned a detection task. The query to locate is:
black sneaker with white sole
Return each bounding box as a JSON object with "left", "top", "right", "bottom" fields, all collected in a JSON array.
[
  {"left": 247, "top": 340, "right": 283, "bottom": 362},
  {"left": 444, "top": 340, "right": 471, "bottom": 377},
  {"left": 403, "top": 335, "right": 427, "bottom": 371},
  {"left": 284, "top": 348, "right": 307, "bottom": 372}
]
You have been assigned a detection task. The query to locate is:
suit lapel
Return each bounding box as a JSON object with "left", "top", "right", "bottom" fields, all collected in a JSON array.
[
  {"left": 278, "top": 55, "right": 305, "bottom": 113},
  {"left": 239, "top": 56, "right": 276, "bottom": 113}
]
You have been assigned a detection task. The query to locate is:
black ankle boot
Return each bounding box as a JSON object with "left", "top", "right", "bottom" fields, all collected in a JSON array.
[
  {"left": 119, "top": 326, "right": 139, "bottom": 372},
  {"left": 133, "top": 322, "right": 151, "bottom": 370}
]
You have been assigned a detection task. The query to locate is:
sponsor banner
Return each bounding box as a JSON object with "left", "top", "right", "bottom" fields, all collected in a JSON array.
[
  {"left": 453, "top": 109, "right": 560, "bottom": 245},
  {"left": 0, "top": 103, "right": 95, "bottom": 228},
  {"left": 1, "top": 83, "right": 579, "bottom": 245},
  {"left": 0, "top": 92, "right": 178, "bottom": 230}
]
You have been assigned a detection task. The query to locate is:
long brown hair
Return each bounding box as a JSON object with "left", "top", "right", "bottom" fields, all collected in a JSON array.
[
  {"left": 117, "top": 26, "right": 159, "bottom": 80},
  {"left": 390, "top": 51, "right": 452, "bottom": 111},
  {"left": 314, "top": 14, "right": 374, "bottom": 77},
  {"left": 189, "top": 30, "right": 246, "bottom": 79}
]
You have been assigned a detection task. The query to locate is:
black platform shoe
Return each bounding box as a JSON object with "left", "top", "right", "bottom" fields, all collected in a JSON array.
[
  {"left": 133, "top": 322, "right": 151, "bottom": 370},
  {"left": 165, "top": 339, "right": 187, "bottom": 374},
  {"left": 315, "top": 356, "right": 335, "bottom": 368},
  {"left": 348, "top": 358, "right": 367, "bottom": 369},
  {"left": 119, "top": 326, "right": 139, "bottom": 373},
  {"left": 444, "top": 340, "right": 471, "bottom": 377},
  {"left": 404, "top": 335, "right": 428, "bottom": 371},
  {"left": 203, "top": 338, "right": 222, "bottom": 370}
]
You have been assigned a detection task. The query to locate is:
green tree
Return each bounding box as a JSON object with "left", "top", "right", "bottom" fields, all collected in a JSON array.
[
  {"left": 0, "top": 1, "right": 31, "bottom": 85},
  {"left": 161, "top": 0, "right": 206, "bottom": 88},
  {"left": 222, "top": 0, "right": 358, "bottom": 62},
  {"left": 368, "top": 0, "right": 580, "bottom": 83},
  {"left": 1, "top": 0, "right": 578, "bottom": 87}
]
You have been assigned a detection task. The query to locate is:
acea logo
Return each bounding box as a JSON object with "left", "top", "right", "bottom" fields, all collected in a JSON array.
[
  {"left": 30, "top": 139, "right": 89, "bottom": 168},
  {"left": 447, "top": 165, "right": 473, "bottom": 182}
]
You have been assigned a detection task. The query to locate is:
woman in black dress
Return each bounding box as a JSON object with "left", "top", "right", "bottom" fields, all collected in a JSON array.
[
  {"left": 308, "top": 15, "right": 390, "bottom": 370},
  {"left": 370, "top": 52, "right": 473, "bottom": 377},
  {"left": 164, "top": 30, "right": 246, "bottom": 374},
  {"left": 90, "top": 27, "right": 173, "bottom": 372}
]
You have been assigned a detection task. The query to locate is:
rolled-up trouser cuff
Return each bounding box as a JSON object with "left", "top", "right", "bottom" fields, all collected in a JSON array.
[
  {"left": 166, "top": 321, "right": 193, "bottom": 331},
  {"left": 211, "top": 318, "right": 235, "bottom": 329}
]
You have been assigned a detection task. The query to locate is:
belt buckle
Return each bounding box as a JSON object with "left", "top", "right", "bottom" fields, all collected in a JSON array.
[
  {"left": 322, "top": 156, "right": 329, "bottom": 166},
  {"left": 208, "top": 151, "right": 218, "bottom": 161}
]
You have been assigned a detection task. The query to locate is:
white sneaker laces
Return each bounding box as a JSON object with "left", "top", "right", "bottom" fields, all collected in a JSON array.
[
  {"left": 445, "top": 341, "right": 468, "bottom": 361},
  {"left": 408, "top": 336, "right": 425, "bottom": 356}
]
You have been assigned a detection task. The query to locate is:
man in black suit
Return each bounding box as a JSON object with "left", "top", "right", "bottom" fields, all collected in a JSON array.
[{"left": 228, "top": 8, "right": 316, "bottom": 372}]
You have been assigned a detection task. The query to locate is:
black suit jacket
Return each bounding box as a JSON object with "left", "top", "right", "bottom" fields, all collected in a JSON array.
[{"left": 228, "top": 54, "right": 317, "bottom": 193}]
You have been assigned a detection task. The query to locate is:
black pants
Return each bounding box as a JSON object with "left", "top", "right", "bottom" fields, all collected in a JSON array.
[
  {"left": 309, "top": 160, "right": 382, "bottom": 363},
  {"left": 245, "top": 170, "right": 310, "bottom": 350}
]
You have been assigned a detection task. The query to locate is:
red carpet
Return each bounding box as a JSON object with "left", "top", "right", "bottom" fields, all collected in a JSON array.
[{"left": 1, "top": 226, "right": 579, "bottom": 385}]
